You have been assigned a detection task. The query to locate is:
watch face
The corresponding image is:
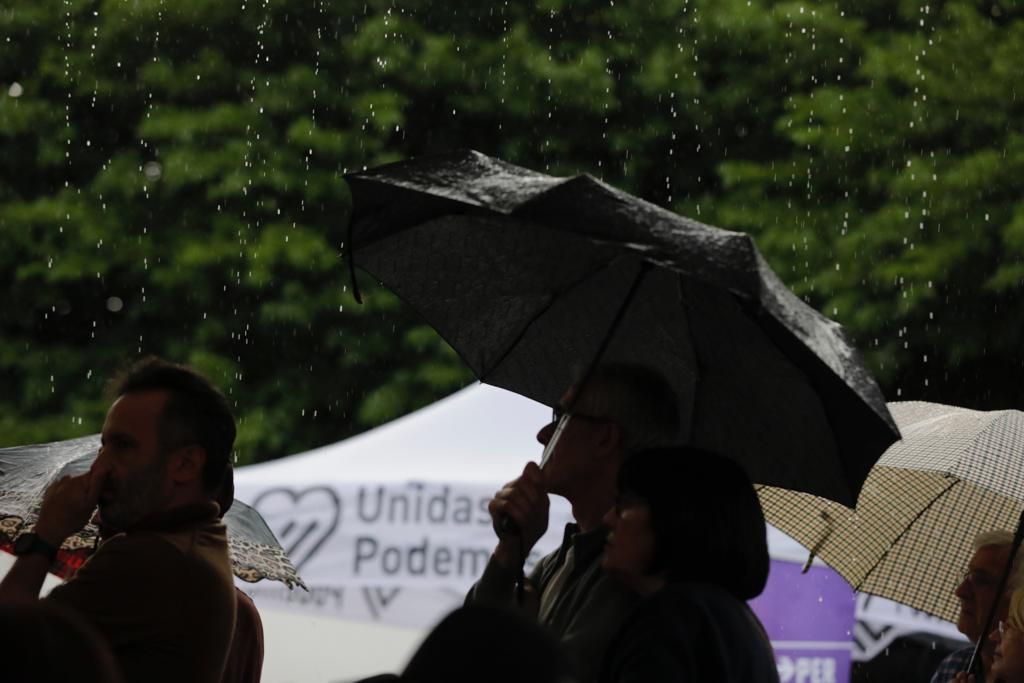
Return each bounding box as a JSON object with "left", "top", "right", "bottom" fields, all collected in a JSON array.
[{"left": 14, "top": 533, "right": 56, "bottom": 559}]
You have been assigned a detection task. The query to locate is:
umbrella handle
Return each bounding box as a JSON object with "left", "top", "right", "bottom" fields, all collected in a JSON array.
[
  {"left": 539, "top": 414, "right": 572, "bottom": 470},
  {"left": 500, "top": 415, "right": 571, "bottom": 535},
  {"left": 968, "top": 508, "right": 1024, "bottom": 676},
  {"left": 493, "top": 524, "right": 527, "bottom": 605},
  {"left": 503, "top": 415, "right": 572, "bottom": 607},
  {"left": 499, "top": 515, "right": 519, "bottom": 534},
  {"left": 498, "top": 414, "right": 573, "bottom": 553},
  {"left": 801, "top": 511, "right": 836, "bottom": 574}
]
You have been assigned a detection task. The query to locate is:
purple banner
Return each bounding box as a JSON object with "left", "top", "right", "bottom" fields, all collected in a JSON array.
[{"left": 749, "top": 559, "right": 856, "bottom": 683}]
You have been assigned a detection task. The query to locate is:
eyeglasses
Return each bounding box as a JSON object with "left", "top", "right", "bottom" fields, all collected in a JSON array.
[
  {"left": 961, "top": 569, "right": 999, "bottom": 590},
  {"left": 551, "top": 405, "right": 611, "bottom": 425},
  {"left": 998, "top": 620, "right": 1023, "bottom": 636},
  {"left": 612, "top": 493, "right": 648, "bottom": 516}
]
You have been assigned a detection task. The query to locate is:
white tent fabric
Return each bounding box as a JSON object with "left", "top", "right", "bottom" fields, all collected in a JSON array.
[
  {"left": 0, "top": 552, "right": 63, "bottom": 594},
  {"left": 238, "top": 382, "right": 558, "bottom": 485}
]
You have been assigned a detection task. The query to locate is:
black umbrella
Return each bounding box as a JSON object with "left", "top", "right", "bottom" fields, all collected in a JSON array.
[{"left": 345, "top": 149, "right": 899, "bottom": 506}]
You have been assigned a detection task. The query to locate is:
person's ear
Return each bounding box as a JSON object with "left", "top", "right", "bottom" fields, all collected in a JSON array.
[
  {"left": 597, "top": 421, "right": 624, "bottom": 456},
  {"left": 169, "top": 445, "right": 206, "bottom": 486},
  {"left": 601, "top": 505, "right": 619, "bottom": 529}
]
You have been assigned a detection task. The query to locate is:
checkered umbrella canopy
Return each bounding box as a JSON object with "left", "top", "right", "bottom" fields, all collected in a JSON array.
[
  {"left": 0, "top": 434, "right": 306, "bottom": 589},
  {"left": 760, "top": 401, "right": 1024, "bottom": 623}
]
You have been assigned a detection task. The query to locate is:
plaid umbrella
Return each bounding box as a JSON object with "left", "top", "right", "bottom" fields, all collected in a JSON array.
[
  {"left": 759, "top": 401, "right": 1024, "bottom": 623},
  {"left": 0, "top": 434, "right": 306, "bottom": 589}
]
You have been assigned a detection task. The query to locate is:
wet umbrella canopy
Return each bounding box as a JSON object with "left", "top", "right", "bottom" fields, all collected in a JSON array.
[
  {"left": 346, "top": 149, "right": 900, "bottom": 506},
  {"left": 0, "top": 435, "right": 305, "bottom": 588},
  {"left": 761, "top": 401, "right": 1024, "bottom": 624}
]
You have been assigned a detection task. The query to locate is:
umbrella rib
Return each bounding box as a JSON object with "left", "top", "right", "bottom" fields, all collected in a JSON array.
[
  {"left": 478, "top": 256, "right": 647, "bottom": 385},
  {"left": 566, "top": 261, "right": 653, "bottom": 409},
  {"left": 853, "top": 476, "right": 959, "bottom": 592},
  {"left": 674, "top": 275, "right": 701, "bottom": 442}
]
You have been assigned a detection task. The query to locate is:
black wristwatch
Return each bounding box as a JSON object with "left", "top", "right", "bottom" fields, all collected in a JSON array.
[{"left": 13, "top": 533, "right": 59, "bottom": 562}]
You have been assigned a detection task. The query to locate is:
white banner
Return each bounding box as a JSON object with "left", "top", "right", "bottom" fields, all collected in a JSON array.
[
  {"left": 235, "top": 478, "right": 574, "bottom": 627},
  {"left": 853, "top": 593, "right": 966, "bottom": 661}
]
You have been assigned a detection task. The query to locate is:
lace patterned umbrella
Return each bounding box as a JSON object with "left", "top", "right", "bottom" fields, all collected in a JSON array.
[{"left": 0, "top": 434, "right": 305, "bottom": 589}]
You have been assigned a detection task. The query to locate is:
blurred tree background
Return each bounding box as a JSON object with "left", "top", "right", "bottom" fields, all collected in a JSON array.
[{"left": 1, "top": 0, "right": 1021, "bottom": 463}]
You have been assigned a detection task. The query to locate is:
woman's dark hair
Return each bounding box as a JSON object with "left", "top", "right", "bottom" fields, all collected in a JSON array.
[{"left": 617, "top": 446, "right": 770, "bottom": 600}]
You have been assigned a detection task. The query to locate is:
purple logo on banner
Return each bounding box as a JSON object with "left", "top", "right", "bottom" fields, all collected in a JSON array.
[{"left": 749, "top": 559, "right": 856, "bottom": 683}]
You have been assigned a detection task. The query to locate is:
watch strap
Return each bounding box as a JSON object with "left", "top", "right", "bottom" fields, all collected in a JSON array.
[{"left": 14, "top": 532, "right": 59, "bottom": 562}]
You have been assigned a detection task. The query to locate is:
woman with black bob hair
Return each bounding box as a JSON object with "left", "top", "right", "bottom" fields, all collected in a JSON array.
[{"left": 598, "top": 446, "right": 780, "bottom": 683}]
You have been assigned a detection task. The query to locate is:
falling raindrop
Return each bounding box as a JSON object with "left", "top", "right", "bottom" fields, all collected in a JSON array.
[{"left": 143, "top": 161, "right": 163, "bottom": 181}]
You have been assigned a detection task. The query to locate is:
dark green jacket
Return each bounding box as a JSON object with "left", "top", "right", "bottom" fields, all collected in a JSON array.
[{"left": 468, "top": 523, "right": 637, "bottom": 683}]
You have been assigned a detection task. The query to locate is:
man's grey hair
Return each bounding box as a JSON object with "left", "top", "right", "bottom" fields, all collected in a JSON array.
[
  {"left": 574, "top": 363, "right": 680, "bottom": 452},
  {"left": 973, "top": 529, "right": 1024, "bottom": 588}
]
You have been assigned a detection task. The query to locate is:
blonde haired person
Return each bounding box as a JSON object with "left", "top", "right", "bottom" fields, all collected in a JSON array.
[
  {"left": 955, "top": 588, "right": 1024, "bottom": 683},
  {"left": 933, "top": 530, "right": 1024, "bottom": 683}
]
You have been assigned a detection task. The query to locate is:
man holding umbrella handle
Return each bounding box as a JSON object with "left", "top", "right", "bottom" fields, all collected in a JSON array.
[
  {"left": 494, "top": 408, "right": 574, "bottom": 598},
  {"left": 493, "top": 260, "right": 654, "bottom": 575},
  {"left": 468, "top": 364, "right": 680, "bottom": 683}
]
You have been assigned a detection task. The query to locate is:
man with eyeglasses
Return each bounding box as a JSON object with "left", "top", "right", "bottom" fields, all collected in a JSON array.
[
  {"left": 467, "top": 363, "right": 680, "bottom": 683},
  {"left": 931, "top": 530, "right": 1024, "bottom": 683}
]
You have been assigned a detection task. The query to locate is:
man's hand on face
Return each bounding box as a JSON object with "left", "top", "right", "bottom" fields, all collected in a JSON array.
[
  {"left": 489, "top": 462, "right": 550, "bottom": 569},
  {"left": 33, "top": 466, "right": 107, "bottom": 546}
]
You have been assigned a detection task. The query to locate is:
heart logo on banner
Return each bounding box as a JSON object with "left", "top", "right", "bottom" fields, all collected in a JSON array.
[{"left": 252, "top": 487, "right": 341, "bottom": 571}]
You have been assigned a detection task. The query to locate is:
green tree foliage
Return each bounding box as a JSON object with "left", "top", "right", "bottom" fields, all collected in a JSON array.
[
  {"left": 2, "top": 0, "right": 1021, "bottom": 460},
  {"left": 712, "top": 1, "right": 1024, "bottom": 405},
  {"left": 0, "top": 0, "right": 471, "bottom": 460}
]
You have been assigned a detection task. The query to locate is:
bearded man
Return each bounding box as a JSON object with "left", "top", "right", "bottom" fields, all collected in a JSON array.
[{"left": 0, "top": 357, "right": 238, "bottom": 683}]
